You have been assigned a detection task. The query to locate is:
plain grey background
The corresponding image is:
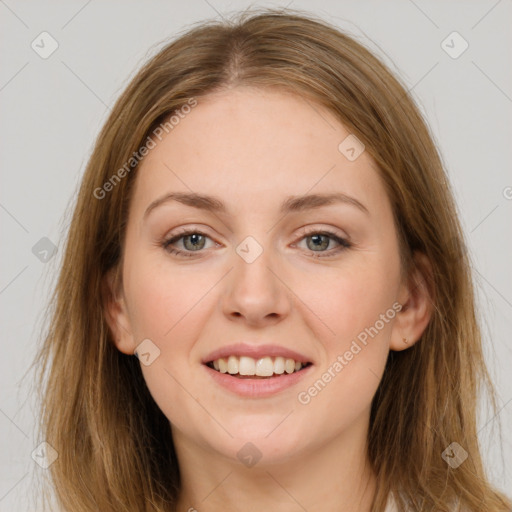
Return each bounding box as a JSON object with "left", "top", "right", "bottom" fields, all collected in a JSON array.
[{"left": 1, "top": 0, "right": 511, "bottom": 509}]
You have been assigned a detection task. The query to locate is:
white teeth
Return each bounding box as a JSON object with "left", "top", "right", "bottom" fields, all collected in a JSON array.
[
  {"left": 285, "top": 358, "right": 295, "bottom": 374},
  {"left": 209, "top": 355, "right": 307, "bottom": 376},
  {"left": 239, "top": 356, "right": 256, "bottom": 375},
  {"left": 218, "top": 358, "right": 228, "bottom": 373},
  {"left": 274, "top": 356, "right": 285, "bottom": 374},
  {"left": 256, "top": 356, "right": 274, "bottom": 377},
  {"left": 227, "top": 355, "right": 239, "bottom": 375}
]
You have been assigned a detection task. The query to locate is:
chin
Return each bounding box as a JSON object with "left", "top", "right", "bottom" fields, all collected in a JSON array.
[{"left": 212, "top": 429, "right": 307, "bottom": 467}]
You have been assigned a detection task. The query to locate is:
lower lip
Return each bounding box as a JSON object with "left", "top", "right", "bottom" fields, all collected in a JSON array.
[{"left": 202, "top": 363, "right": 313, "bottom": 398}]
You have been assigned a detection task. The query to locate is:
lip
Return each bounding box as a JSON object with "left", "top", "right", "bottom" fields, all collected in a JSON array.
[
  {"left": 201, "top": 343, "right": 313, "bottom": 365},
  {"left": 202, "top": 362, "right": 314, "bottom": 398}
]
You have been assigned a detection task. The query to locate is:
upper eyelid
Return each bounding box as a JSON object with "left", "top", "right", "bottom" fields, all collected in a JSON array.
[
  {"left": 164, "top": 226, "right": 349, "bottom": 251},
  {"left": 165, "top": 225, "right": 348, "bottom": 242},
  {"left": 295, "top": 225, "right": 347, "bottom": 238}
]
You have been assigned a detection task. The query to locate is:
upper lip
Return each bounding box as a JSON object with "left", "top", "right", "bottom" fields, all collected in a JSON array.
[{"left": 202, "top": 343, "right": 313, "bottom": 365}]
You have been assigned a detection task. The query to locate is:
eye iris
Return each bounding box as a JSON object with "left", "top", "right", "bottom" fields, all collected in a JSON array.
[
  {"left": 183, "top": 234, "right": 206, "bottom": 251},
  {"left": 307, "top": 234, "right": 329, "bottom": 251}
]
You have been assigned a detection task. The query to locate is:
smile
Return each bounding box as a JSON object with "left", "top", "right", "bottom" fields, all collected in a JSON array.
[
  {"left": 203, "top": 358, "right": 314, "bottom": 398},
  {"left": 206, "top": 355, "right": 311, "bottom": 378}
]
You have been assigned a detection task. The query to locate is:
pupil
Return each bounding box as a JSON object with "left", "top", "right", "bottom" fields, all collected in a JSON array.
[
  {"left": 309, "top": 234, "right": 328, "bottom": 251},
  {"left": 185, "top": 234, "right": 205, "bottom": 250}
]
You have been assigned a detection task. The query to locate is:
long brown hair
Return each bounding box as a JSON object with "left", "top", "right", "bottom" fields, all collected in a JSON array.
[{"left": 32, "top": 7, "right": 511, "bottom": 511}]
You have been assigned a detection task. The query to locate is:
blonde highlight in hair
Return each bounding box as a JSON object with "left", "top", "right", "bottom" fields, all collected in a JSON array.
[{"left": 32, "top": 8, "right": 511, "bottom": 511}]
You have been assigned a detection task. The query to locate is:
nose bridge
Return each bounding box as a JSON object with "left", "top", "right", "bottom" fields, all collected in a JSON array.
[
  {"left": 223, "top": 233, "right": 290, "bottom": 322},
  {"left": 234, "top": 233, "right": 279, "bottom": 294}
]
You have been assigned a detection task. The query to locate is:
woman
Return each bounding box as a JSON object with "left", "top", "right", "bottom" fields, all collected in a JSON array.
[{"left": 33, "top": 8, "right": 511, "bottom": 512}]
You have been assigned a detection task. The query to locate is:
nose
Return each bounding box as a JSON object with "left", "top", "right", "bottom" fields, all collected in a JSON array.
[{"left": 222, "top": 242, "right": 292, "bottom": 327}]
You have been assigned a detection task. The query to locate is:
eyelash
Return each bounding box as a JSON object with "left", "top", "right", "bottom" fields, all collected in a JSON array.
[{"left": 161, "top": 227, "right": 351, "bottom": 259}]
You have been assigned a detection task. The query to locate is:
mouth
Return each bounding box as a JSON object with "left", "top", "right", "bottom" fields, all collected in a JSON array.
[{"left": 204, "top": 356, "right": 313, "bottom": 379}]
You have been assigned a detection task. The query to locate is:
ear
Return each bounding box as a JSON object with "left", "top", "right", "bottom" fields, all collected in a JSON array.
[
  {"left": 390, "top": 252, "right": 434, "bottom": 351},
  {"left": 102, "top": 266, "right": 136, "bottom": 355}
]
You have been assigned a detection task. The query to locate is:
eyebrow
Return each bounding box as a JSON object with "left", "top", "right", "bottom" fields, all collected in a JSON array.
[{"left": 143, "top": 191, "right": 369, "bottom": 220}]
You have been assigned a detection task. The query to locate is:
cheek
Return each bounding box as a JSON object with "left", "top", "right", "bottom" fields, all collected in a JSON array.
[
  {"left": 301, "top": 255, "right": 400, "bottom": 349},
  {"left": 293, "top": 251, "right": 400, "bottom": 406},
  {"left": 336, "top": 272, "right": 397, "bottom": 343},
  {"left": 123, "top": 254, "right": 215, "bottom": 432},
  {"left": 125, "top": 253, "right": 210, "bottom": 341},
  {"left": 294, "top": 275, "right": 396, "bottom": 438}
]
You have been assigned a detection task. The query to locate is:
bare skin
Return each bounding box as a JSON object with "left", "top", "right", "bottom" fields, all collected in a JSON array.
[{"left": 106, "top": 86, "right": 432, "bottom": 512}]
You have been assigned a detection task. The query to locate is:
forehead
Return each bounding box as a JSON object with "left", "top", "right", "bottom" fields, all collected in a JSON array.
[{"left": 131, "top": 86, "right": 386, "bottom": 218}]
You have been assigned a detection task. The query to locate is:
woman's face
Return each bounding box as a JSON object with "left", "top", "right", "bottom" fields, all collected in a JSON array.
[{"left": 108, "top": 86, "right": 414, "bottom": 465}]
